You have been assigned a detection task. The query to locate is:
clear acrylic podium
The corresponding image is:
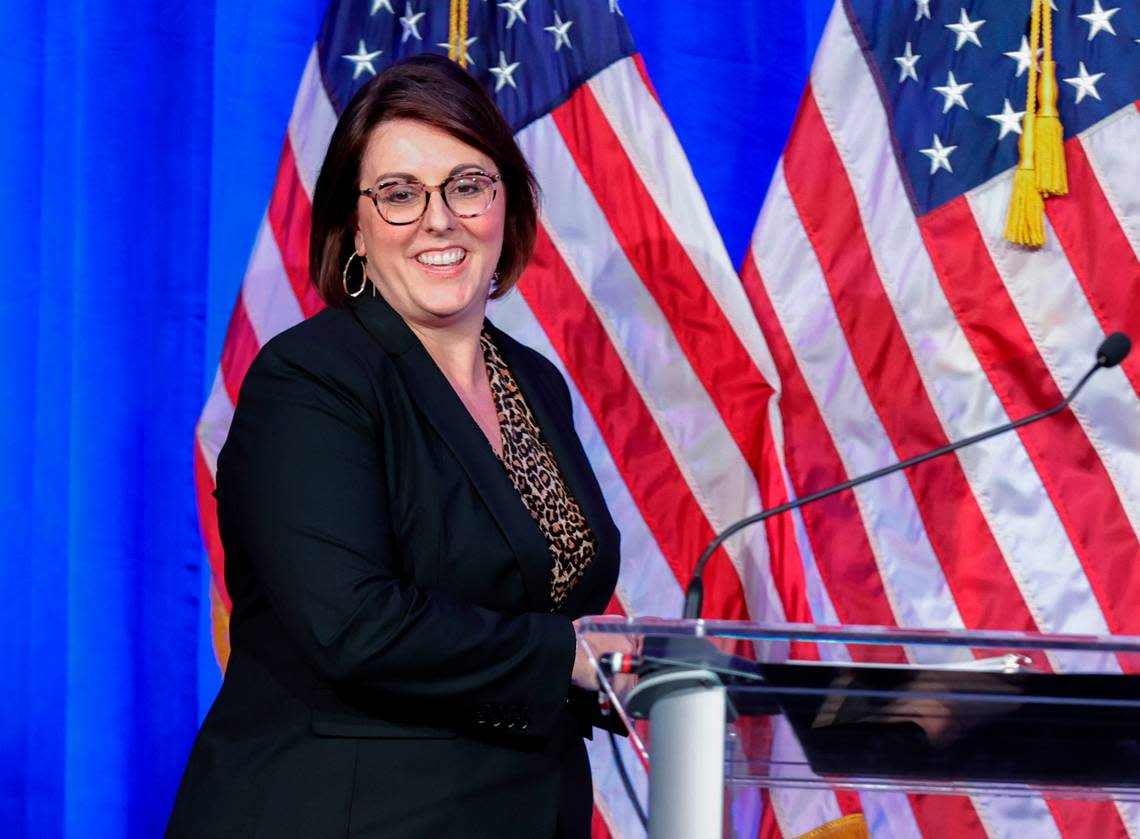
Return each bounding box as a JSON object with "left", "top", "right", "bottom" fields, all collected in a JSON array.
[{"left": 578, "top": 617, "right": 1140, "bottom": 839}]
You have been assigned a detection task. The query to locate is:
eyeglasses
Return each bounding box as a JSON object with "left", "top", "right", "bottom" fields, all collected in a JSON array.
[{"left": 359, "top": 171, "right": 502, "bottom": 226}]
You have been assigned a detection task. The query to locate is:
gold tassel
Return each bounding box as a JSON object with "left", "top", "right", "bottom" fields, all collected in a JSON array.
[
  {"left": 1034, "top": 0, "right": 1068, "bottom": 195},
  {"left": 1006, "top": 119, "right": 1046, "bottom": 247},
  {"left": 795, "top": 814, "right": 870, "bottom": 839},
  {"left": 1004, "top": 0, "right": 1046, "bottom": 247}
]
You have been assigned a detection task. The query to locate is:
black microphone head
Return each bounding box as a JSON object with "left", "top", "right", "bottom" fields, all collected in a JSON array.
[{"left": 1097, "top": 332, "right": 1132, "bottom": 368}]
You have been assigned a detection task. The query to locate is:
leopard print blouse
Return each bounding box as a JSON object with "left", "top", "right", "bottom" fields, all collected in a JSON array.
[{"left": 481, "top": 331, "right": 596, "bottom": 609}]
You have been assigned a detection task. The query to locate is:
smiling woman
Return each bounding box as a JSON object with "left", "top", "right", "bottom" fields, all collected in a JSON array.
[
  {"left": 166, "top": 54, "right": 632, "bottom": 839},
  {"left": 353, "top": 120, "right": 507, "bottom": 336},
  {"left": 309, "top": 55, "right": 538, "bottom": 309}
]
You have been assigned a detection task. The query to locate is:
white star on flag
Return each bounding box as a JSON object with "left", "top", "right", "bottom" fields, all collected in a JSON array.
[
  {"left": 1003, "top": 36, "right": 1041, "bottom": 78},
  {"left": 399, "top": 2, "right": 426, "bottom": 42},
  {"left": 1079, "top": 0, "right": 1119, "bottom": 41},
  {"left": 371, "top": 0, "right": 394, "bottom": 13},
  {"left": 341, "top": 40, "right": 383, "bottom": 80},
  {"left": 436, "top": 35, "right": 478, "bottom": 66},
  {"left": 894, "top": 41, "right": 920, "bottom": 83},
  {"left": 489, "top": 50, "right": 520, "bottom": 92},
  {"left": 497, "top": 0, "right": 528, "bottom": 29},
  {"left": 920, "top": 133, "right": 957, "bottom": 174},
  {"left": 934, "top": 70, "right": 972, "bottom": 113},
  {"left": 987, "top": 98, "right": 1026, "bottom": 139},
  {"left": 1064, "top": 61, "right": 1105, "bottom": 103},
  {"left": 914, "top": 0, "right": 931, "bottom": 21},
  {"left": 544, "top": 12, "right": 573, "bottom": 51},
  {"left": 946, "top": 8, "right": 986, "bottom": 50}
]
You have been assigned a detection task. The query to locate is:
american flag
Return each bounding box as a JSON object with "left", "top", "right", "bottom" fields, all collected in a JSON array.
[
  {"left": 738, "top": 0, "right": 1140, "bottom": 837},
  {"left": 194, "top": 0, "right": 1140, "bottom": 838}
]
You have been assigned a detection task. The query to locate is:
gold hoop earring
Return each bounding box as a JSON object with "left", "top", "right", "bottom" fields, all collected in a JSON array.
[{"left": 342, "top": 251, "right": 368, "bottom": 298}]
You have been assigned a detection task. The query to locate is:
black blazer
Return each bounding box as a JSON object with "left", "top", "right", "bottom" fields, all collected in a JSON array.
[{"left": 167, "top": 294, "right": 620, "bottom": 839}]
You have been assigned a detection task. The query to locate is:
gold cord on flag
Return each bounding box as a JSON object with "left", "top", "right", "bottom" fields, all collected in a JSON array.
[
  {"left": 1004, "top": 0, "right": 1046, "bottom": 247},
  {"left": 447, "top": 0, "right": 470, "bottom": 68},
  {"left": 794, "top": 814, "right": 870, "bottom": 839},
  {"left": 1035, "top": 0, "right": 1068, "bottom": 196},
  {"left": 1004, "top": 0, "right": 1068, "bottom": 248}
]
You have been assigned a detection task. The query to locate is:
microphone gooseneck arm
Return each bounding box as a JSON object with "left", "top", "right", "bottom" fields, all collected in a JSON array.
[{"left": 682, "top": 332, "right": 1131, "bottom": 620}]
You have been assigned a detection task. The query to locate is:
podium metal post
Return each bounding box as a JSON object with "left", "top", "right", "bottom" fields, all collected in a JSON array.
[{"left": 633, "top": 669, "right": 726, "bottom": 839}]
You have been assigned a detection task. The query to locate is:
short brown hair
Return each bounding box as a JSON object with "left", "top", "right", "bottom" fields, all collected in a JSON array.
[{"left": 309, "top": 54, "right": 539, "bottom": 307}]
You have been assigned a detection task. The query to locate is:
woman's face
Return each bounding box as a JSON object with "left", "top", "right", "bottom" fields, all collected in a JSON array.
[{"left": 353, "top": 118, "right": 507, "bottom": 332}]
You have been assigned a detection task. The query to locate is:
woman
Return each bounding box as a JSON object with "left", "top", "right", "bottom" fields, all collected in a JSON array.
[{"left": 168, "top": 55, "right": 627, "bottom": 838}]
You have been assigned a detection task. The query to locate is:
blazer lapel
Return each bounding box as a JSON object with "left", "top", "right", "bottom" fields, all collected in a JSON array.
[
  {"left": 349, "top": 296, "right": 555, "bottom": 612},
  {"left": 491, "top": 323, "right": 621, "bottom": 617}
]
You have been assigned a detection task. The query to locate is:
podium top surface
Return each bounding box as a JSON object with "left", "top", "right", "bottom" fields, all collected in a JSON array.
[{"left": 576, "top": 616, "right": 1140, "bottom": 672}]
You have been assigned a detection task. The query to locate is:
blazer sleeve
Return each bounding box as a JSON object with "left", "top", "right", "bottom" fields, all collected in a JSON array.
[{"left": 217, "top": 330, "right": 576, "bottom": 734}]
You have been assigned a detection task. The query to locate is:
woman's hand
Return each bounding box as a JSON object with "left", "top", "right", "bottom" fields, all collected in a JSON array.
[{"left": 570, "top": 618, "right": 639, "bottom": 691}]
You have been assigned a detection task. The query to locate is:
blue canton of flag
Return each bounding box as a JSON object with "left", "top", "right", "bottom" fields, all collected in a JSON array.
[
  {"left": 851, "top": 0, "right": 1140, "bottom": 214},
  {"left": 319, "top": 0, "right": 637, "bottom": 128}
]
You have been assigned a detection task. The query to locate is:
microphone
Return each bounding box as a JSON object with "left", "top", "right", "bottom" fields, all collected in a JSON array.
[
  {"left": 682, "top": 332, "right": 1132, "bottom": 620},
  {"left": 1098, "top": 332, "right": 1131, "bottom": 368}
]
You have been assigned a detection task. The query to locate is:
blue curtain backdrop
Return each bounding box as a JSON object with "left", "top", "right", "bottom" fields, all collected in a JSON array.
[{"left": 0, "top": 1, "right": 830, "bottom": 835}]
